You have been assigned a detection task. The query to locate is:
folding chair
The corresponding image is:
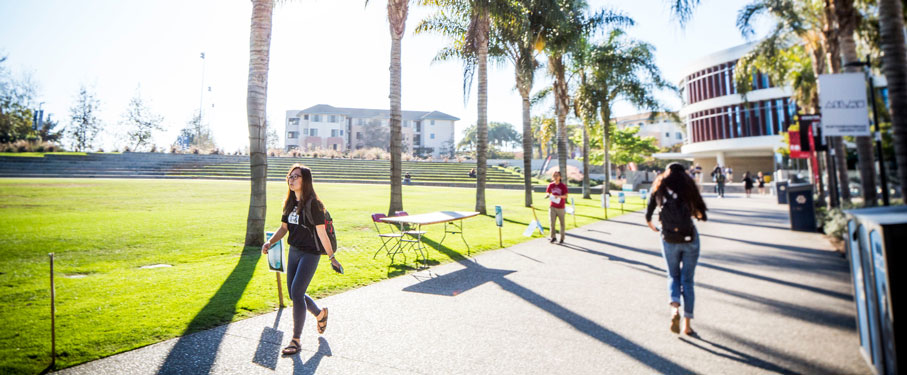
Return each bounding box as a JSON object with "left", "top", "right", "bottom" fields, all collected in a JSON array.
[
  {"left": 371, "top": 213, "right": 405, "bottom": 261},
  {"left": 394, "top": 211, "right": 427, "bottom": 263}
]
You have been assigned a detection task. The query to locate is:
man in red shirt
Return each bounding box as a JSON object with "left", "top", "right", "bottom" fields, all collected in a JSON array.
[{"left": 545, "top": 171, "right": 568, "bottom": 244}]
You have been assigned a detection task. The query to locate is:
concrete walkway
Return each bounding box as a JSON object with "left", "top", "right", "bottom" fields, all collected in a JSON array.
[{"left": 57, "top": 193, "right": 868, "bottom": 374}]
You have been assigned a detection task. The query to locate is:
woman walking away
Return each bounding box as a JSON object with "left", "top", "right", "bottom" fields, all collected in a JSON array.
[
  {"left": 742, "top": 171, "right": 755, "bottom": 198},
  {"left": 645, "top": 163, "right": 708, "bottom": 336},
  {"left": 262, "top": 164, "right": 343, "bottom": 355},
  {"left": 757, "top": 171, "right": 766, "bottom": 195},
  {"left": 545, "top": 171, "right": 568, "bottom": 244}
]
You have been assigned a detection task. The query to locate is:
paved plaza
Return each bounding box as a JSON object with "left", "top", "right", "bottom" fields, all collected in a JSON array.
[{"left": 57, "top": 193, "right": 867, "bottom": 374}]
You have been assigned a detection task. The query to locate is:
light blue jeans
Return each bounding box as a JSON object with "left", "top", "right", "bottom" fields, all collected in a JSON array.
[{"left": 660, "top": 231, "right": 700, "bottom": 318}]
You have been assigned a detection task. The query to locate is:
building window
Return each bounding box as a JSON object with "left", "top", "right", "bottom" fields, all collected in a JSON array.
[
  {"left": 356, "top": 132, "right": 362, "bottom": 140},
  {"left": 357, "top": 118, "right": 366, "bottom": 125},
  {"left": 430, "top": 133, "right": 435, "bottom": 139},
  {"left": 431, "top": 120, "right": 435, "bottom": 125},
  {"left": 331, "top": 129, "right": 339, "bottom": 137},
  {"left": 288, "top": 118, "right": 300, "bottom": 125},
  {"left": 332, "top": 144, "right": 338, "bottom": 150},
  {"left": 665, "top": 132, "right": 670, "bottom": 138},
  {"left": 403, "top": 120, "right": 410, "bottom": 128},
  {"left": 310, "top": 128, "right": 318, "bottom": 136},
  {"left": 676, "top": 132, "right": 682, "bottom": 140},
  {"left": 313, "top": 114, "right": 322, "bottom": 122},
  {"left": 329, "top": 115, "right": 337, "bottom": 123},
  {"left": 288, "top": 131, "right": 298, "bottom": 139},
  {"left": 304, "top": 114, "right": 309, "bottom": 120}
]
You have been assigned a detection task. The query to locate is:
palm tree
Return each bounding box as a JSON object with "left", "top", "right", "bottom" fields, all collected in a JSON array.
[
  {"left": 877, "top": 0, "right": 907, "bottom": 194},
  {"left": 496, "top": 0, "right": 546, "bottom": 207},
  {"left": 835, "top": 0, "right": 877, "bottom": 206},
  {"left": 418, "top": 0, "right": 514, "bottom": 215},
  {"left": 736, "top": 0, "right": 838, "bottom": 206},
  {"left": 368, "top": 0, "right": 409, "bottom": 216},
  {"left": 244, "top": 0, "right": 274, "bottom": 247},
  {"left": 541, "top": 3, "right": 631, "bottom": 188},
  {"left": 580, "top": 29, "right": 672, "bottom": 200}
]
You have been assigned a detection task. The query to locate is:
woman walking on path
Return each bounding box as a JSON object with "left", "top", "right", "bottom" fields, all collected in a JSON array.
[
  {"left": 262, "top": 164, "right": 343, "bottom": 355},
  {"left": 645, "top": 163, "right": 708, "bottom": 336},
  {"left": 545, "top": 171, "right": 568, "bottom": 244},
  {"left": 742, "top": 171, "right": 755, "bottom": 198},
  {"left": 757, "top": 171, "right": 766, "bottom": 195}
]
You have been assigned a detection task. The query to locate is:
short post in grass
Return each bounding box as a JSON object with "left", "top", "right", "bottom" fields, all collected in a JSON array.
[
  {"left": 495, "top": 205, "right": 503, "bottom": 247},
  {"left": 601, "top": 193, "right": 610, "bottom": 220},
  {"left": 569, "top": 198, "right": 576, "bottom": 228},
  {"left": 49, "top": 253, "right": 55, "bottom": 367},
  {"left": 618, "top": 192, "right": 626, "bottom": 213}
]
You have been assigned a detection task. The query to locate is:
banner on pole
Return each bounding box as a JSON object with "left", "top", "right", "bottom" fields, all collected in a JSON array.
[
  {"left": 265, "top": 232, "right": 285, "bottom": 273},
  {"left": 818, "top": 73, "right": 871, "bottom": 137},
  {"left": 495, "top": 205, "right": 503, "bottom": 227}
]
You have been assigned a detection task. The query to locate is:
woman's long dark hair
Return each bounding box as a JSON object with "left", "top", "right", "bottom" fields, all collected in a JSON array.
[
  {"left": 283, "top": 164, "right": 320, "bottom": 218},
  {"left": 651, "top": 163, "right": 707, "bottom": 220}
]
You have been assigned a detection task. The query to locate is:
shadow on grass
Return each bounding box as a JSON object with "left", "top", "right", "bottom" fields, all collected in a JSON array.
[{"left": 157, "top": 247, "right": 261, "bottom": 375}]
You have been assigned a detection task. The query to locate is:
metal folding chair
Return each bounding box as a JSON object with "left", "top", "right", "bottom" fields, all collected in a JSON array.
[
  {"left": 394, "top": 211, "right": 427, "bottom": 263},
  {"left": 371, "top": 213, "right": 405, "bottom": 261}
]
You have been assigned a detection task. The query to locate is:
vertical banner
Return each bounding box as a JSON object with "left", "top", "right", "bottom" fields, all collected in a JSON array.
[
  {"left": 639, "top": 189, "right": 648, "bottom": 202},
  {"left": 818, "top": 73, "right": 871, "bottom": 137},
  {"left": 265, "top": 232, "right": 285, "bottom": 273}
]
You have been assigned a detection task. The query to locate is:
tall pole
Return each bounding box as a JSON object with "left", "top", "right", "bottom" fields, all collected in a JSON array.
[
  {"left": 865, "top": 55, "right": 890, "bottom": 206},
  {"left": 198, "top": 52, "right": 207, "bottom": 143}
]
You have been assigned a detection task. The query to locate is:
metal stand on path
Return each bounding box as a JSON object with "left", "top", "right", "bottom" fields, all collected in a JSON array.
[
  {"left": 276, "top": 272, "right": 285, "bottom": 308},
  {"left": 49, "top": 253, "right": 56, "bottom": 368}
]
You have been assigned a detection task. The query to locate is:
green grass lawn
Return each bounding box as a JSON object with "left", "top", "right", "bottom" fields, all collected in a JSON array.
[{"left": 0, "top": 178, "right": 645, "bottom": 373}]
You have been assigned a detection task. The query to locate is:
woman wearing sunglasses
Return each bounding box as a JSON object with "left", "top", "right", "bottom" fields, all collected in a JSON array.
[{"left": 262, "top": 164, "right": 342, "bottom": 355}]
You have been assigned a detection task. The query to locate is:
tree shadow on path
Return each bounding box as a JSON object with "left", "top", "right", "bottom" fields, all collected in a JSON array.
[
  {"left": 157, "top": 247, "right": 260, "bottom": 374},
  {"left": 411, "top": 237, "right": 694, "bottom": 374}
]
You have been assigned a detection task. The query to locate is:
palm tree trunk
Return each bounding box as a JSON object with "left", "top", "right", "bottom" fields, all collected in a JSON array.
[
  {"left": 244, "top": 0, "right": 273, "bottom": 247},
  {"left": 837, "top": 0, "right": 877, "bottom": 206},
  {"left": 387, "top": 0, "right": 407, "bottom": 216},
  {"left": 823, "top": 0, "right": 851, "bottom": 202},
  {"left": 878, "top": 0, "right": 907, "bottom": 195},
  {"left": 582, "top": 119, "right": 591, "bottom": 199},
  {"left": 551, "top": 53, "right": 569, "bottom": 183},
  {"left": 520, "top": 91, "right": 533, "bottom": 207},
  {"left": 474, "top": 10, "right": 489, "bottom": 215}
]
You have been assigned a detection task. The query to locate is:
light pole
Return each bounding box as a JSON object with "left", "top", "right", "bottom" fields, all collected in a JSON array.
[{"left": 198, "top": 52, "right": 206, "bottom": 144}]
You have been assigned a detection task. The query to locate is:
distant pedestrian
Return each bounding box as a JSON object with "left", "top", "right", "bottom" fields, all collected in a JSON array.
[
  {"left": 262, "top": 164, "right": 342, "bottom": 356},
  {"left": 468, "top": 168, "right": 477, "bottom": 178},
  {"left": 545, "top": 171, "right": 568, "bottom": 244},
  {"left": 725, "top": 166, "right": 733, "bottom": 182},
  {"left": 742, "top": 171, "right": 754, "bottom": 198},
  {"left": 757, "top": 171, "right": 766, "bottom": 195},
  {"left": 404, "top": 172, "right": 412, "bottom": 184},
  {"left": 645, "top": 162, "right": 708, "bottom": 336},
  {"left": 711, "top": 166, "right": 726, "bottom": 198}
]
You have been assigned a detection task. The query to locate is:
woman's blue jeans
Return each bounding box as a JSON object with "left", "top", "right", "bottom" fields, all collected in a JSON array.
[{"left": 660, "top": 232, "right": 700, "bottom": 318}]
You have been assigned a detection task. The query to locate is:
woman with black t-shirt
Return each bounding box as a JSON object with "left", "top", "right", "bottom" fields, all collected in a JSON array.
[{"left": 262, "top": 164, "right": 343, "bottom": 356}]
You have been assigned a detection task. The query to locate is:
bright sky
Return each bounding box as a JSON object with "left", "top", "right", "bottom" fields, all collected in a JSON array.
[{"left": 0, "top": 0, "right": 769, "bottom": 152}]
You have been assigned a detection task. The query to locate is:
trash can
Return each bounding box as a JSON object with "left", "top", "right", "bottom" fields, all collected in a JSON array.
[
  {"left": 787, "top": 183, "right": 815, "bottom": 232},
  {"left": 845, "top": 206, "right": 906, "bottom": 375},
  {"left": 776, "top": 180, "right": 790, "bottom": 204}
]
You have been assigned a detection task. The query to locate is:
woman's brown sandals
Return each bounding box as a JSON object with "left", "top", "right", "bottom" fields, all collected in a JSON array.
[
  {"left": 317, "top": 307, "right": 329, "bottom": 334},
  {"left": 282, "top": 338, "right": 301, "bottom": 355}
]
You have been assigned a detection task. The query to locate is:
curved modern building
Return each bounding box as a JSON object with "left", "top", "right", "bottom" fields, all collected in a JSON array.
[{"left": 677, "top": 43, "right": 791, "bottom": 175}]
